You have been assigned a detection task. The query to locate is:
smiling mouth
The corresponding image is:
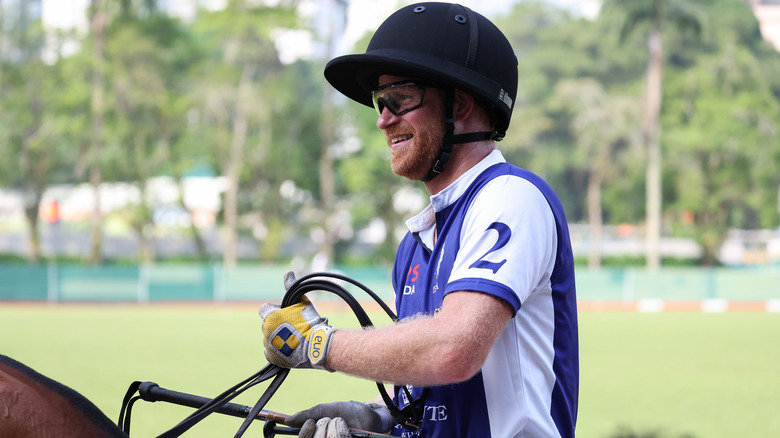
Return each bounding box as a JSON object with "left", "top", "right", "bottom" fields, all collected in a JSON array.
[{"left": 390, "top": 134, "right": 413, "bottom": 146}]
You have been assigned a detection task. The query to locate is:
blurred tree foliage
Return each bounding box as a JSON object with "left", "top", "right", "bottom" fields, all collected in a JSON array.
[
  {"left": 495, "top": 0, "right": 780, "bottom": 266},
  {"left": 0, "top": 21, "right": 77, "bottom": 263},
  {"left": 184, "top": 1, "right": 298, "bottom": 265},
  {"left": 0, "top": 0, "right": 778, "bottom": 267}
]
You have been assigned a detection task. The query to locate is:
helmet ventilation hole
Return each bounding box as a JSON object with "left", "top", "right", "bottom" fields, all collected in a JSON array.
[
  {"left": 413, "top": 6, "right": 426, "bottom": 13},
  {"left": 455, "top": 14, "right": 467, "bottom": 24}
]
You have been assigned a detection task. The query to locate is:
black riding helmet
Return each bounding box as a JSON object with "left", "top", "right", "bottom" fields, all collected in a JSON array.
[{"left": 324, "top": 2, "right": 518, "bottom": 181}]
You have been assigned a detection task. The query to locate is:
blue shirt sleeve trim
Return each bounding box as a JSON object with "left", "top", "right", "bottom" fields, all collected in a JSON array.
[{"left": 445, "top": 278, "right": 522, "bottom": 313}]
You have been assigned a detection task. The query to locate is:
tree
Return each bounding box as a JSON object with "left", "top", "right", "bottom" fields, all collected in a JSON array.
[
  {"left": 85, "top": 0, "right": 109, "bottom": 264},
  {"left": 77, "top": 0, "right": 178, "bottom": 263},
  {"left": 0, "top": 10, "right": 77, "bottom": 263},
  {"left": 601, "top": 0, "right": 705, "bottom": 269},
  {"left": 104, "top": 16, "right": 197, "bottom": 261},
  {"left": 553, "top": 78, "right": 641, "bottom": 268},
  {"left": 187, "top": 0, "right": 297, "bottom": 266},
  {"left": 662, "top": 0, "right": 780, "bottom": 264},
  {"left": 493, "top": 2, "right": 648, "bottom": 226},
  {"left": 244, "top": 59, "right": 328, "bottom": 264},
  {"left": 315, "top": 0, "right": 348, "bottom": 268}
]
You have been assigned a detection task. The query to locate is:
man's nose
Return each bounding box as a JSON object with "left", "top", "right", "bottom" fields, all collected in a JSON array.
[{"left": 376, "top": 107, "right": 400, "bottom": 129}]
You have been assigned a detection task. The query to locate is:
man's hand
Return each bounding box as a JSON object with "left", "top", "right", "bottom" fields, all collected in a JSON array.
[
  {"left": 285, "top": 401, "right": 394, "bottom": 437},
  {"left": 259, "top": 272, "right": 335, "bottom": 370},
  {"left": 296, "top": 418, "right": 350, "bottom": 438}
]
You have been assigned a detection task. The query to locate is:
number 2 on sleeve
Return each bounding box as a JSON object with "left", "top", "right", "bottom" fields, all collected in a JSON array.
[{"left": 468, "top": 222, "right": 510, "bottom": 274}]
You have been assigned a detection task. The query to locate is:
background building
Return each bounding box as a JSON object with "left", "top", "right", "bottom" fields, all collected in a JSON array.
[{"left": 749, "top": 0, "right": 780, "bottom": 51}]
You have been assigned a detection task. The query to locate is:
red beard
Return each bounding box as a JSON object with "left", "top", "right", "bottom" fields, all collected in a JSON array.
[{"left": 388, "top": 113, "right": 445, "bottom": 181}]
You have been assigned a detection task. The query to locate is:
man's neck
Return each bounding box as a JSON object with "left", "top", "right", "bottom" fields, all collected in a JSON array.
[{"left": 423, "top": 141, "right": 496, "bottom": 195}]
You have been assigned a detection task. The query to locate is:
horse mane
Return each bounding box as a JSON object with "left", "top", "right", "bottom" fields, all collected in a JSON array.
[{"left": 0, "top": 354, "right": 128, "bottom": 437}]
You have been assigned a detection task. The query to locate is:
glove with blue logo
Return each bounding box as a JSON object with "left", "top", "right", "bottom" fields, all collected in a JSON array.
[{"left": 259, "top": 272, "right": 335, "bottom": 371}]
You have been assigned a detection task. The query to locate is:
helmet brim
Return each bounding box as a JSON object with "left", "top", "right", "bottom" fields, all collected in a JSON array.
[{"left": 325, "top": 49, "right": 503, "bottom": 113}]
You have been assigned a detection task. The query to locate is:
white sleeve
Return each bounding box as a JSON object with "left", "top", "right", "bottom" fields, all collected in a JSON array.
[{"left": 447, "top": 175, "right": 558, "bottom": 308}]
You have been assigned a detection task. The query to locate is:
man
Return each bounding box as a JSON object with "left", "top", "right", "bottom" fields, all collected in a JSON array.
[{"left": 259, "top": 3, "right": 579, "bottom": 437}]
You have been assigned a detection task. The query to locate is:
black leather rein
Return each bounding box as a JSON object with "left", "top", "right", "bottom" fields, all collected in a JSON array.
[{"left": 117, "top": 272, "right": 397, "bottom": 438}]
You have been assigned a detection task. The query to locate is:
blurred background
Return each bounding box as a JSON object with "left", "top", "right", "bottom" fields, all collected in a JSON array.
[
  {"left": 0, "top": 0, "right": 779, "bottom": 304},
  {"left": 2, "top": 2, "right": 780, "bottom": 437}
]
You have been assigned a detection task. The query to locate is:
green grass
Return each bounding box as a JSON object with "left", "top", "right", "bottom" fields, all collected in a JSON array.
[
  {"left": 1, "top": 305, "right": 778, "bottom": 437},
  {"left": 578, "top": 313, "right": 780, "bottom": 438}
]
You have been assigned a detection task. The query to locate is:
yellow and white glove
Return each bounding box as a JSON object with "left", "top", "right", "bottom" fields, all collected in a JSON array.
[{"left": 259, "top": 273, "right": 335, "bottom": 371}]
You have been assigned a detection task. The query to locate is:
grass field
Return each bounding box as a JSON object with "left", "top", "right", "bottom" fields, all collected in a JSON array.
[{"left": 1, "top": 303, "right": 778, "bottom": 437}]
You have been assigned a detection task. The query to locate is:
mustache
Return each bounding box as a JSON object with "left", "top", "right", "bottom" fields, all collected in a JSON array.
[{"left": 383, "top": 126, "right": 413, "bottom": 138}]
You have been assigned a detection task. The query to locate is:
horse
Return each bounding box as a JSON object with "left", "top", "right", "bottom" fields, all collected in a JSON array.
[{"left": 0, "top": 354, "right": 127, "bottom": 438}]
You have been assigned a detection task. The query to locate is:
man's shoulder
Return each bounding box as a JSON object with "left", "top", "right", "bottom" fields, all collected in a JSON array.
[{"left": 474, "top": 162, "right": 564, "bottom": 210}]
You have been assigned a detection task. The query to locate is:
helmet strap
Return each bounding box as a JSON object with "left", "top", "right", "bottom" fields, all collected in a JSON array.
[{"left": 420, "top": 88, "right": 496, "bottom": 182}]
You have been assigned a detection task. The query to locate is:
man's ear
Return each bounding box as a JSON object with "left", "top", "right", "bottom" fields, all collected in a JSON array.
[{"left": 453, "top": 90, "right": 475, "bottom": 121}]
